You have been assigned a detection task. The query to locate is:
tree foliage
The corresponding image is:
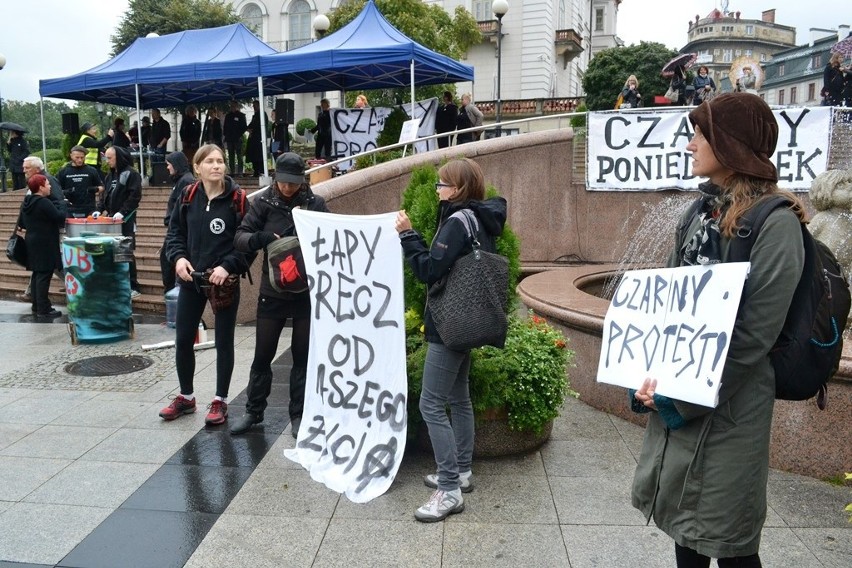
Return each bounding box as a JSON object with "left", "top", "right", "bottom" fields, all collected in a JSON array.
[
  {"left": 328, "top": 0, "right": 481, "bottom": 107},
  {"left": 111, "top": 0, "right": 240, "bottom": 55},
  {"left": 582, "top": 42, "right": 681, "bottom": 111}
]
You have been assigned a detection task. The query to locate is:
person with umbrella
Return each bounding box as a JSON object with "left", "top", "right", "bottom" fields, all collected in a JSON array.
[
  {"left": 662, "top": 53, "right": 697, "bottom": 106},
  {"left": 6, "top": 128, "right": 29, "bottom": 190}
]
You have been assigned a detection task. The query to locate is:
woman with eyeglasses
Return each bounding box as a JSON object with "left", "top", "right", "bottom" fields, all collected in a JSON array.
[{"left": 395, "top": 158, "right": 507, "bottom": 523}]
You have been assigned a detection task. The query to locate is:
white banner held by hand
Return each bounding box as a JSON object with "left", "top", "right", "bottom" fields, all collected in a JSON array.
[
  {"left": 284, "top": 209, "right": 407, "bottom": 503},
  {"left": 596, "top": 263, "right": 750, "bottom": 407}
]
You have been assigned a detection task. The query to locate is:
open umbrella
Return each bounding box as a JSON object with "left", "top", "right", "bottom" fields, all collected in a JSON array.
[
  {"left": 0, "top": 122, "right": 28, "bottom": 133},
  {"left": 661, "top": 53, "right": 698, "bottom": 77},
  {"left": 831, "top": 36, "right": 852, "bottom": 58}
]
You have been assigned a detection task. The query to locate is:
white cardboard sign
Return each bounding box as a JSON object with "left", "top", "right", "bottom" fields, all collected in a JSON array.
[{"left": 596, "top": 263, "right": 750, "bottom": 407}]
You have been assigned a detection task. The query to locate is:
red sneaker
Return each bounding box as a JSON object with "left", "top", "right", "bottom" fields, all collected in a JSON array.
[
  {"left": 159, "top": 395, "right": 196, "bottom": 420},
  {"left": 205, "top": 399, "right": 228, "bottom": 425}
]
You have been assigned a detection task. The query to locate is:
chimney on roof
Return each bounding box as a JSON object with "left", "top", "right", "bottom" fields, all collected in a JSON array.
[
  {"left": 840, "top": 25, "right": 851, "bottom": 40},
  {"left": 762, "top": 9, "right": 776, "bottom": 24},
  {"left": 811, "top": 28, "right": 838, "bottom": 45}
]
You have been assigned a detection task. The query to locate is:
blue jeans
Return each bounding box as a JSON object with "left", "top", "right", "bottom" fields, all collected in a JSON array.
[{"left": 419, "top": 342, "right": 474, "bottom": 492}]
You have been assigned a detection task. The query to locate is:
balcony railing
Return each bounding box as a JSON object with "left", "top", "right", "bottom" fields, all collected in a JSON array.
[
  {"left": 267, "top": 38, "right": 315, "bottom": 52},
  {"left": 555, "top": 28, "right": 583, "bottom": 63},
  {"left": 474, "top": 97, "right": 585, "bottom": 118}
]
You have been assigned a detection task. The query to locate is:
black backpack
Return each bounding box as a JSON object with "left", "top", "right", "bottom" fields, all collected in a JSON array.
[{"left": 729, "top": 195, "right": 850, "bottom": 409}]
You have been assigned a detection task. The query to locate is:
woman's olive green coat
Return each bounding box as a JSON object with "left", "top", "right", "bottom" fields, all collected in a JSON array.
[{"left": 631, "top": 204, "right": 804, "bottom": 558}]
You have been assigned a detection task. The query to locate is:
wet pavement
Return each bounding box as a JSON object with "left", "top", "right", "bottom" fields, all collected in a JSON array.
[{"left": 0, "top": 299, "right": 849, "bottom": 567}]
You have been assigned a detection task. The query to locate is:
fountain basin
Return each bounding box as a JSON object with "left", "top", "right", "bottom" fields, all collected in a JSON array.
[{"left": 519, "top": 265, "right": 852, "bottom": 480}]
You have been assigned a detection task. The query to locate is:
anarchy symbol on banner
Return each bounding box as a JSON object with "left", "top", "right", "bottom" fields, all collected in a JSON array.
[{"left": 355, "top": 436, "right": 398, "bottom": 493}]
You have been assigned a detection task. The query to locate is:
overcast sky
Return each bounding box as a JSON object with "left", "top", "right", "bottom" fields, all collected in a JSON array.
[{"left": 0, "top": 0, "right": 847, "bottom": 103}]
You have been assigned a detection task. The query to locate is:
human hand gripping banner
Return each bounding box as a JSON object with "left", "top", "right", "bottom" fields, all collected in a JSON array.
[
  {"left": 596, "top": 263, "right": 750, "bottom": 407},
  {"left": 284, "top": 209, "right": 407, "bottom": 503}
]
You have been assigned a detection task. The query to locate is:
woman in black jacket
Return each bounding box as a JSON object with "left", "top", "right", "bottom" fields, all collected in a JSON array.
[
  {"left": 21, "top": 174, "right": 65, "bottom": 317},
  {"left": 395, "top": 158, "right": 507, "bottom": 522},
  {"left": 230, "top": 152, "right": 329, "bottom": 436},
  {"left": 161, "top": 144, "right": 252, "bottom": 425}
]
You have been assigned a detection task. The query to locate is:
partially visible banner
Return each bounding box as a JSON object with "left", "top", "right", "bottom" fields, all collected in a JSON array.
[
  {"left": 596, "top": 263, "right": 750, "bottom": 408},
  {"left": 587, "top": 106, "right": 831, "bottom": 191},
  {"left": 284, "top": 209, "right": 407, "bottom": 504},
  {"left": 331, "top": 97, "right": 438, "bottom": 170}
]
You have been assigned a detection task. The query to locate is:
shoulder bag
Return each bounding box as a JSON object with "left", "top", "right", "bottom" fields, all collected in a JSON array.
[
  {"left": 427, "top": 210, "right": 509, "bottom": 351},
  {"left": 664, "top": 86, "right": 679, "bottom": 103},
  {"left": 266, "top": 235, "right": 308, "bottom": 293},
  {"left": 6, "top": 230, "right": 27, "bottom": 267}
]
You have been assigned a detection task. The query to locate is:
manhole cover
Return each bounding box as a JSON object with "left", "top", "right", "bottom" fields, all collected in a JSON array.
[{"left": 64, "top": 355, "right": 154, "bottom": 377}]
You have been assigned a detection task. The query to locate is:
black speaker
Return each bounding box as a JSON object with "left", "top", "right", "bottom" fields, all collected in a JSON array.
[
  {"left": 275, "top": 98, "right": 294, "bottom": 124},
  {"left": 62, "top": 113, "right": 80, "bottom": 136},
  {"left": 151, "top": 162, "right": 170, "bottom": 185}
]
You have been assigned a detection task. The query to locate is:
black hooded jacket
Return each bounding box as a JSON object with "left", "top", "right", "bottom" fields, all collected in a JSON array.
[
  {"left": 99, "top": 146, "right": 142, "bottom": 222},
  {"left": 400, "top": 196, "right": 507, "bottom": 344},
  {"left": 166, "top": 176, "right": 251, "bottom": 279},
  {"left": 21, "top": 193, "right": 65, "bottom": 272},
  {"left": 234, "top": 183, "right": 329, "bottom": 299},
  {"left": 164, "top": 152, "right": 194, "bottom": 226}
]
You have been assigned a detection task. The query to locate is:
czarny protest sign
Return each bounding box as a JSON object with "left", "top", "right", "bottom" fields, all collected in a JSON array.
[
  {"left": 284, "top": 209, "right": 407, "bottom": 503},
  {"left": 587, "top": 106, "right": 831, "bottom": 191},
  {"left": 331, "top": 98, "right": 438, "bottom": 170},
  {"left": 596, "top": 263, "right": 750, "bottom": 408}
]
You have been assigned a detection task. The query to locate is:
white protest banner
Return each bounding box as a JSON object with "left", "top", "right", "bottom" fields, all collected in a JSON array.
[
  {"left": 331, "top": 98, "right": 438, "bottom": 170},
  {"left": 284, "top": 209, "right": 407, "bottom": 503},
  {"left": 596, "top": 263, "right": 750, "bottom": 407},
  {"left": 587, "top": 106, "right": 831, "bottom": 191}
]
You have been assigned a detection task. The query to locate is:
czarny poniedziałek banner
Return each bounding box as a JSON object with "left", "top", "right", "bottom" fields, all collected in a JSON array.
[
  {"left": 330, "top": 98, "right": 438, "bottom": 170},
  {"left": 284, "top": 209, "right": 407, "bottom": 503},
  {"left": 586, "top": 106, "right": 831, "bottom": 191}
]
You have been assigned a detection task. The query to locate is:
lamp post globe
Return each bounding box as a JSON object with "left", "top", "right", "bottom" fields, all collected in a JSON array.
[
  {"left": 0, "top": 53, "right": 6, "bottom": 70},
  {"left": 314, "top": 14, "right": 330, "bottom": 38},
  {"left": 492, "top": 1, "right": 508, "bottom": 135},
  {"left": 145, "top": 32, "right": 159, "bottom": 38}
]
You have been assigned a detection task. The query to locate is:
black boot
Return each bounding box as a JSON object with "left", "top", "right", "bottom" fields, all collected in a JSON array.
[
  {"left": 229, "top": 412, "right": 263, "bottom": 435},
  {"left": 289, "top": 366, "right": 307, "bottom": 438}
]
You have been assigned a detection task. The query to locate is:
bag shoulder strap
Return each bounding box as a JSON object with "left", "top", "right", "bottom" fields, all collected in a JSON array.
[
  {"left": 450, "top": 209, "right": 480, "bottom": 249},
  {"left": 182, "top": 181, "right": 200, "bottom": 204},
  {"left": 729, "top": 195, "right": 796, "bottom": 262}
]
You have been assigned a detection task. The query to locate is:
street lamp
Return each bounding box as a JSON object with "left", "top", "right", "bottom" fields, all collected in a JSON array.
[
  {"left": 0, "top": 52, "right": 7, "bottom": 192},
  {"left": 313, "top": 14, "right": 330, "bottom": 39},
  {"left": 492, "top": 0, "right": 508, "bottom": 137},
  {"left": 96, "top": 102, "right": 105, "bottom": 134}
]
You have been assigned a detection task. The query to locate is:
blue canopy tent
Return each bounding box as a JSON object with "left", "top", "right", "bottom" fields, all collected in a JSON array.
[
  {"left": 39, "top": 23, "right": 279, "bottom": 107},
  {"left": 257, "top": 0, "right": 474, "bottom": 105},
  {"left": 38, "top": 24, "right": 280, "bottom": 178}
]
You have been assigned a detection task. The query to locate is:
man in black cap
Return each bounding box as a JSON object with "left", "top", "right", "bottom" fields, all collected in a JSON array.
[
  {"left": 231, "top": 152, "right": 329, "bottom": 436},
  {"left": 148, "top": 109, "right": 171, "bottom": 162}
]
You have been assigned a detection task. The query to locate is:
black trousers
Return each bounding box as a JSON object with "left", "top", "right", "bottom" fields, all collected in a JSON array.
[
  {"left": 675, "top": 544, "right": 762, "bottom": 568},
  {"left": 225, "top": 142, "right": 244, "bottom": 174},
  {"left": 31, "top": 270, "right": 53, "bottom": 314},
  {"left": 246, "top": 312, "right": 310, "bottom": 416},
  {"left": 12, "top": 172, "right": 26, "bottom": 191},
  {"left": 175, "top": 283, "right": 239, "bottom": 399},
  {"left": 315, "top": 132, "right": 332, "bottom": 160}
]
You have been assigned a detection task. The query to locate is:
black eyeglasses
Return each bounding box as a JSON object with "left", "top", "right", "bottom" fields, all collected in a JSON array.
[{"left": 435, "top": 182, "right": 452, "bottom": 191}]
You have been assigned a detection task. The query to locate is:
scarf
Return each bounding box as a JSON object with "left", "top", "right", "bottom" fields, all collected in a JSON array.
[{"left": 680, "top": 183, "right": 729, "bottom": 266}]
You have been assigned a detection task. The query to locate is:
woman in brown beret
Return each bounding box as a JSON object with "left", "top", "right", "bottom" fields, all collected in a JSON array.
[{"left": 630, "top": 93, "right": 806, "bottom": 567}]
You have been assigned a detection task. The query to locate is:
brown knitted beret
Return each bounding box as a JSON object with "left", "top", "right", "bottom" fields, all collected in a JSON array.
[{"left": 688, "top": 93, "right": 778, "bottom": 182}]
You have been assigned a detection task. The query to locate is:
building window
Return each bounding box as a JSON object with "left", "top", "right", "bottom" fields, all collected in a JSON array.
[
  {"left": 760, "top": 53, "right": 766, "bottom": 62},
  {"left": 746, "top": 25, "right": 754, "bottom": 35},
  {"left": 745, "top": 49, "right": 752, "bottom": 57},
  {"left": 812, "top": 53, "right": 822, "bottom": 67},
  {"left": 558, "top": 0, "right": 566, "bottom": 29},
  {"left": 714, "top": 48, "right": 720, "bottom": 56},
  {"left": 595, "top": 7, "right": 604, "bottom": 32},
  {"left": 735, "top": 49, "right": 741, "bottom": 57},
  {"left": 808, "top": 83, "right": 816, "bottom": 101},
  {"left": 473, "top": 1, "right": 491, "bottom": 21},
  {"left": 778, "top": 89, "right": 785, "bottom": 105},
  {"left": 288, "top": 0, "right": 311, "bottom": 49},
  {"left": 790, "top": 87, "right": 797, "bottom": 104},
  {"left": 240, "top": 3, "right": 263, "bottom": 36},
  {"left": 779, "top": 63, "right": 785, "bottom": 76},
  {"left": 722, "top": 49, "right": 733, "bottom": 63}
]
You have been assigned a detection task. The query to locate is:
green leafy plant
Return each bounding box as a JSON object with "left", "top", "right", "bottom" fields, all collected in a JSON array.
[
  {"left": 296, "top": 118, "right": 316, "bottom": 137},
  {"left": 846, "top": 472, "right": 852, "bottom": 522},
  {"left": 401, "top": 164, "right": 574, "bottom": 436},
  {"left": 570, "top": 103, "right": 587, "bottom": 129}
]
